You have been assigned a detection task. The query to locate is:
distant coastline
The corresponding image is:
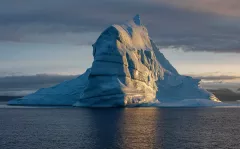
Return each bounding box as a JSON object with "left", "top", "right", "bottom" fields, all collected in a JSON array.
[
  {"left": 208, "top": 89, "right": 240, "bottom": 102},
  {"left": 0, "top": 96, "right": 22, "bottom": 102}
]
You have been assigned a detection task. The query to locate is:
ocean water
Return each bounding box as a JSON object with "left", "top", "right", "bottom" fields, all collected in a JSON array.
[{"left": 0, "top": 105, "right": 240, "bottom": 149}]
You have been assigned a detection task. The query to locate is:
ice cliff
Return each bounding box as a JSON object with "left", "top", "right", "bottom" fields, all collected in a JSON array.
[{"left": 8, "top": 15, "right": 221, "bottom": 107}]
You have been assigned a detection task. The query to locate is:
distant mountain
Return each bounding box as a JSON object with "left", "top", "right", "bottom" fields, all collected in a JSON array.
[
  {"left": 208, "top": 89, "right": 240, "bottom": 102},
  {"left": 0, "top": 96, "right": 22, "bottom": 102}
]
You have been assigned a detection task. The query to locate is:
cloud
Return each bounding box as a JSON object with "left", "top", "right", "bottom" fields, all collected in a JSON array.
[
  {"left": 0, "top": 74, "right": 77, "bottom": 95},
  {"left": 191, "top": 75, "right": 240, "bottom": 81},
  {"left": 191, "top": 73, "right": 240, "bottom": 91},
  {"left": 0, "top": 0, "right": 240, "bottom": 52}
]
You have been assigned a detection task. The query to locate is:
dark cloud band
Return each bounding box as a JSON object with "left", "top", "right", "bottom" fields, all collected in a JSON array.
[
  {"left": 0, "top": 74, "right": 77, "bottom": 94},
  {"left": 0, "top": 0, "right": 240, "bottom": 52},
  {"left": 191, "top": 75, "right": 240, "bottom": 81}
]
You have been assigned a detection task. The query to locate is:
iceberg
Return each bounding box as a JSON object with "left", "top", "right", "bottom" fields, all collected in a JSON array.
[{"left": 9, "top": 15, "right": 221, "bottom": 107}]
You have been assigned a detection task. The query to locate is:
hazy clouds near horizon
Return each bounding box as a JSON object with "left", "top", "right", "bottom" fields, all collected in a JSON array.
[{"left": 0, "top": 74, "right": 77, "bottom": 96}]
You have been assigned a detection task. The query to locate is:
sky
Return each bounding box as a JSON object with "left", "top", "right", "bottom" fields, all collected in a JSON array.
[{"left": 0, "top": 0, "right": 240, "bottom": 95}]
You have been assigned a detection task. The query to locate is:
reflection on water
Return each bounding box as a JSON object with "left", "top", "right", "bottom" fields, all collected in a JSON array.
[
  {"left": 0, "top": 107, "right": 240, "bottom": 149},
  {"left": 120, "top": 108, "right": 160, "bottom": 149},
  {"left": 89, "top": 108, "right": 161, "bottom": 148}
]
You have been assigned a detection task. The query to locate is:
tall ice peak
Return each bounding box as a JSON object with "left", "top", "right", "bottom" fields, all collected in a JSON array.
[{"left": 133, "top": 14, "right": 141, "bottom": 26}]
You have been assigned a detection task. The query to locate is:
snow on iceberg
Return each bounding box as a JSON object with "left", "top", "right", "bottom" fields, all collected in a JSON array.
[{"left": 9, "top": 15, "right": 221, "bottom": 107}]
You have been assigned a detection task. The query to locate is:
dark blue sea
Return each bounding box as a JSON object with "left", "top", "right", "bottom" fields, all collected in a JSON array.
[{"left": 0, "top": 104, "right": 240, "bottom": 149}]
